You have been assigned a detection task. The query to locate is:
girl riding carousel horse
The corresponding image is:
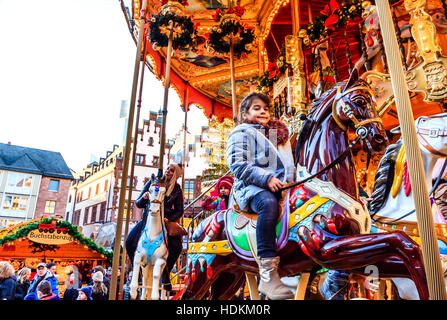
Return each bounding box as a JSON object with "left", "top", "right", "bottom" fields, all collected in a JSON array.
[{"left": 226, "top": 92, "right": 296, "bottom": 300}]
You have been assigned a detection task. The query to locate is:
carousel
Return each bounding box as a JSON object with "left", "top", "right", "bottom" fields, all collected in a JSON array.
[{"left": 109, "top": 0, "right": 447, "bottom": 300}]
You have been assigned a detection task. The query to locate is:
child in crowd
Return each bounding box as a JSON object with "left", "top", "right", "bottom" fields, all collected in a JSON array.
[
  {"left": 226, "top": 92, "right": 295, "bottom": 300},
  {"left": 201, "top": 176, "right": 234, "bottom": 212}
]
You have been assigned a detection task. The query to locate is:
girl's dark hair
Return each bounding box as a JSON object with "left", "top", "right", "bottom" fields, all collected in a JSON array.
[{"left": 239, "top": 92, "right": 271, "bottom": 120}]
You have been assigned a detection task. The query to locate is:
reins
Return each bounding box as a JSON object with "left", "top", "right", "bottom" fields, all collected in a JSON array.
[
  {"left": 280, "top": 135, "right": 362, "bottom": 192},
  {"left": 281, "top": 84, "right": 379, "bottom": 192}
]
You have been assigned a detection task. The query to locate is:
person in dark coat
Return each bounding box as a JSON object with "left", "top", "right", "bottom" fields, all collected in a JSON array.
[
  {"left": 0, "top": 261, "right": 16, "bottom": 300},
  {"left": 14, "top": 267, "right": 31, "bottom": 300},
  {"left": 91, "top": 271, "right": 108, "bottom": 300},
  {"left": 125, "top": 163, "right": 184, "bottom": 291}
]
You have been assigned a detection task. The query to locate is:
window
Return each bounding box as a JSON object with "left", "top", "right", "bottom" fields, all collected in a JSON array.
[
  {"left": 3, "top": 195, "right": 28, "bottom": 211},
  {"left": 48, "top": 179, "right": 60, "bottom": 192},
  {"left": 68, "top": 195, "right": 72, "bottom": 203},
  {"left": 99, "top": 202, "right": 106, "bottom": 222},
  {"left": 184, "top": 180, "right": 195, "bottom": 203},
  {"left": 91, "top": 205, "right": 97, "bottom": 223},
  {"left": 44, "top": 201, "right": 56, "bottom": 214},
  {"left": 136, "top": 154, "right": 145, "bottom": 165},
  {"left": 148, "top": 137, "right": 154, "bottom": 146},
  {"left": 95, "top": 184, "right": 99, "bottom": 195},
  {"left": 153, "top": 156, "right": 159, "bottom": 167},
  {"left": 73, "top": 210, "right": 81, "bottom": 225},
  {"left": 104, "top": 179, "right": 109, "bottom": 192},
  {"left": 83, "top": 208, "right": 90, "bottom": 225},
  {"left": 88, "top": 187, "right": 91, "bottom": 198},
  {"left": 6, "top": 172, "right": 33, "bottom": 194},
  {"left": 127, "top": 177, "right": 136, "bottom": 188}
]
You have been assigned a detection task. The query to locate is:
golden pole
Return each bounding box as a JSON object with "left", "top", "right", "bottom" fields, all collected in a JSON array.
[
  {"left": 230, "top": 38, "right": 238, "bottom": 123},
  {"left": 118, "top": 36, "right": 148, "bottom": 299},
  {"left": 375, "top": 0, "right": 447, "bottom": 300},
  {"left": 291, "top": 0, "right": 300, "bottom": 35},
  {"left": 228, "top": 0, "right": 238, "bottom": 123},
  {"left": 109, "top": 0, "right": 147, "bottom": 301},
  {"left": 157, "top": 20, "right": 174, "bottom": 177}
]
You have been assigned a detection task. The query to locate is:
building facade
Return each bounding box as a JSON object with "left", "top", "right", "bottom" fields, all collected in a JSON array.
[
  {"left": 0, "top": 143, "right": 73, "bottom": 228},
  {"left": 66, "top": 112, "right": 171, "bottom": 240}
]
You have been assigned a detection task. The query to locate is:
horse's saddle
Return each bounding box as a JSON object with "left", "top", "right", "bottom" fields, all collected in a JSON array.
[{"left": 225, "top": 190, "right": 291, "bottom": 263}]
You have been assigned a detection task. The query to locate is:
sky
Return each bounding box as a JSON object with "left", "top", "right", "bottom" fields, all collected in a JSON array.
[{"left": 0, "top": 0, "right": 209, "bottom": 172}]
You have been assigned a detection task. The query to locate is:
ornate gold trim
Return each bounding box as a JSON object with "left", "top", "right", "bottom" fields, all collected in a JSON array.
[{"left": 188, "top": 240, "right": 233, "bottom": 256}]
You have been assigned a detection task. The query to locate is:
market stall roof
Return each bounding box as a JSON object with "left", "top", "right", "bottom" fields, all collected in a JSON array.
[{"left": 0, "top": 218, "right": 111, "bottom": 262}]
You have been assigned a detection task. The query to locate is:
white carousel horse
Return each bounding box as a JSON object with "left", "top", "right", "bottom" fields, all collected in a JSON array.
[
  {"left": 369, "top": 113, "right": 447, "bottom": 299},
  {"left": 130, "top": 178, "right": 169, "bottom": 300}
]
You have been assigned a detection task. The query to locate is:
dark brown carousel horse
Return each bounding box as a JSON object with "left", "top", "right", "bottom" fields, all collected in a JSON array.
[{"left": 179, "top": 71, "right": 429, "bottom": 300}]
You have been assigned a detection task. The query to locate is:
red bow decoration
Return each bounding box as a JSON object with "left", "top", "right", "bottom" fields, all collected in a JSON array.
[
  {"left": 321, "top": 0, "right": 340, "bottom": 30},
  {"left": 268, "top": 62, "right": 280, "bottom": 79},
  {"left": 212, "top": 8, "right": 222, "bottom": 22},
  {"left": 228, "top": 5, "right": 246, "bottom": 17}
]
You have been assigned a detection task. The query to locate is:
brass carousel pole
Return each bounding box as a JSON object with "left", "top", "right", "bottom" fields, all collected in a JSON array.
[
  {"left": 375, "top": 0, "right": 447, "bottom": 299},
  {"left": 230, "top": 39, "right": 238, "bottom": 123},
  {"left": 118, "top": 33, "right": 148, "bottom": 299},
  {"left": 228, "top": 0, "right": 238, "bottom": 123},
  {"left": 109, "top": 0, "right": 147, "bottom": 301},
  {"left": 157, "top": 20, "right": 174, "bottom": 177}
]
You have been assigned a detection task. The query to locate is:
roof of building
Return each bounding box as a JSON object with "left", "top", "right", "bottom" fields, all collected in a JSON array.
[{"left": 0, "top": 143, "right": 74, "bottom": 180}]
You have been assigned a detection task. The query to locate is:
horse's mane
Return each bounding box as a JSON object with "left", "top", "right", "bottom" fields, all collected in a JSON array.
[
  {"left": 295, "top": 83, "right": 345, "bottom": 159},
  {"left": 368, "top": 139, "right": 403, "bottom": 214},
  {"left": 307, "top": 83, "right": 343, "bottom": 123}
]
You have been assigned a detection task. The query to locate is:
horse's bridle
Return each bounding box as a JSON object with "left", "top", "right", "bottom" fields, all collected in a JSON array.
[
  {"left": 332, "top": 85, "right": 383, "bottom": 139},
  {"left": 416, "top": 116, "right": 447, "bottom": 157}
]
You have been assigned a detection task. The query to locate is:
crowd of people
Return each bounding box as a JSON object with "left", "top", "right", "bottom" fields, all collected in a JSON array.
[{"left": 0, "top": 260, "right": 133, "bottom": 301}]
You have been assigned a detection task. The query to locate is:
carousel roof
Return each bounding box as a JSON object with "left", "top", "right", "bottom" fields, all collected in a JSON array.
[{"left": 120, "top": 0, "right": 445, "bottom": 128}]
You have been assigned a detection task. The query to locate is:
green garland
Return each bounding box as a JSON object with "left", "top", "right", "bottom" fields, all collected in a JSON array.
[
  {"left": 207, "top": 19, "right": 255, "bottom": 58},
  {"left": 149, "top": 11, "right": 196, "bottom": 50},
  {"left": 304, "top": 0, "right": 401, "bottom": 43},
  {"left": 257, "top": 45, "right": 289, "bottom": 91},
  {"left": 0, "top": 218, "right": 113, "bottom": 262}
]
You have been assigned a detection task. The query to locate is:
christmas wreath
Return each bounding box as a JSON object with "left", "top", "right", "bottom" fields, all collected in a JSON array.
[
  {"left": 149, "top": 5, "right": 197, "bottom": 50},
  {"left": 206, "top": 6, "right": 255, "bottom": 58}
]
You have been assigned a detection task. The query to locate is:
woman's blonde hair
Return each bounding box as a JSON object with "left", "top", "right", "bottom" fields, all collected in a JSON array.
[
  {"left": 92, "top": 281, "right": 108, "bottom": 296},
  {"left": 0, "top": 261, "right": 15, "bottom": 280},
  {"left": 166, "top": 163, "right": 182, "bottom": 196},
  {"left": 17, "top": 267, "right": 31, "bottom": 283}
]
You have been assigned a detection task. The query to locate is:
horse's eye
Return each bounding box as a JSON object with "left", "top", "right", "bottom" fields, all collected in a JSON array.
[{"left": 354, "top": 99, "right": 366, "bottom": 106}]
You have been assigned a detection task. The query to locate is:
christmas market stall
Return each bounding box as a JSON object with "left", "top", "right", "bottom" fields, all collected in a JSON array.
[{"left": 0, "top": 217, "right": 112, "bottom": 297}]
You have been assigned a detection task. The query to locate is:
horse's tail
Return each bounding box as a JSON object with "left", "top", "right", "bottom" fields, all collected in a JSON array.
[{"left": 369, "top": 139, "right": 403, "bottom": 214}]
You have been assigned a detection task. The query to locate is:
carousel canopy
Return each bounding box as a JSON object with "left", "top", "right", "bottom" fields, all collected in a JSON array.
[{"left": 120, "top": 0, "right": 445, "bottom": 128}]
